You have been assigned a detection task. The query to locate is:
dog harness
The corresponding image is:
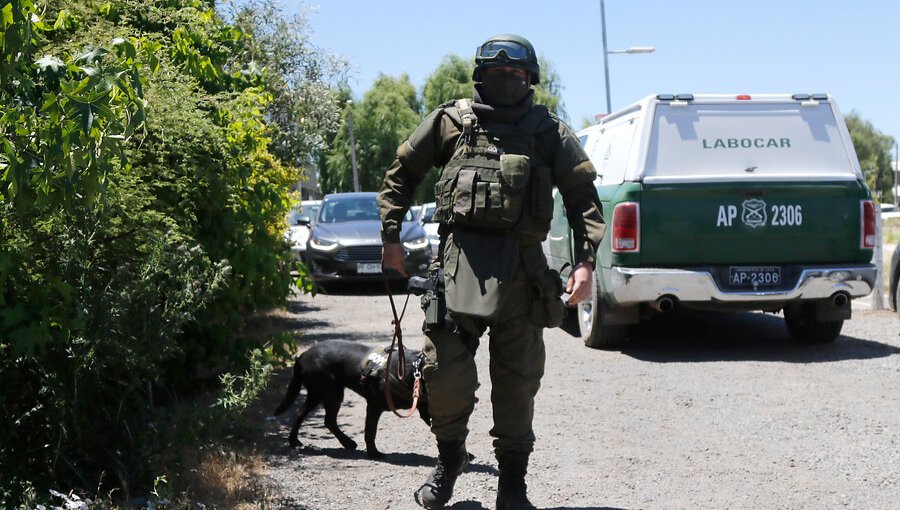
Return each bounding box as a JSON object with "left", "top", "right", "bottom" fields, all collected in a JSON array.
[{"left": 359, "top": 345, "right": 425, "bottom": 419}]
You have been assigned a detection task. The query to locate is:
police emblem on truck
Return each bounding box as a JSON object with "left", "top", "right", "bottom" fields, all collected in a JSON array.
[{"left": 742, "top": 199, "right": 767, "bottom": 228}]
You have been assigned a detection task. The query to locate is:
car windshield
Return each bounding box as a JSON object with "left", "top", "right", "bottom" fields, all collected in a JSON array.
[{"left": 318, "top": 197, "right": 412, "bottom": 224}]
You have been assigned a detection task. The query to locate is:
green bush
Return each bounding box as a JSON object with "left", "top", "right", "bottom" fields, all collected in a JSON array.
[{"left": 1, "top": 0, "right": 342, "bottom": 503}]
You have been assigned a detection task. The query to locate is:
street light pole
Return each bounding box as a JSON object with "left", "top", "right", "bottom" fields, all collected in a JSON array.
[
  {"left": 346, "top": 99, "right": 360, "bottom": 193},
  {"left": 599, "top": 0, "right": 655, "bottom": 114},
  {"left": 600, "top": 0, "right": 612, "bottom": 114}
]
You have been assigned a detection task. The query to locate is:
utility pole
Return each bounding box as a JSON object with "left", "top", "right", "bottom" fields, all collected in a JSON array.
[
  {"left": 600, "top": 0, "right": 611, "bottom": 114},
  {"left": 894, "top": 140, "right": 898, "bottom": 209},
  {"left": 599, "top": 0, "right": 654, "bottom": 115},
  {"left": 346, "top": 100, "right": 360, "bottom": 192}
]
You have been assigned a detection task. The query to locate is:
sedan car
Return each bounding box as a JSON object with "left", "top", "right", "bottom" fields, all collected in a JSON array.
[{"left": 304, "top": 192, "right": 431, "bottom": 282}]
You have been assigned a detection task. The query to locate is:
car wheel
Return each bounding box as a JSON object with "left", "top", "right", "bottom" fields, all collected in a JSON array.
[
  {"left": 583, "top": 272, "right": 628, "bottom": 350},
  {"left": 783, "top": 303, "right": 843, "bottom": 344},
  {"left": 895, "top": 281, "right": 900, "bottom": 321}
]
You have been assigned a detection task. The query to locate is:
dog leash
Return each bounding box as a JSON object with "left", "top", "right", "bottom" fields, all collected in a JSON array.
[{"left": 382, "top": 276, "right": 421, "bottom": 418}]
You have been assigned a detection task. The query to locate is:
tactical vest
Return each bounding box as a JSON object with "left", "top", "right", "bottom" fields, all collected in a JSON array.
[{"left": 433, "top": 99, "right": 556, "bottom": 242}]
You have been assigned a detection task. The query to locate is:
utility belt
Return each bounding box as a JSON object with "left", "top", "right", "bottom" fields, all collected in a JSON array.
[{"left": 412, "top": 230, "right": 566, "bottom": 333}]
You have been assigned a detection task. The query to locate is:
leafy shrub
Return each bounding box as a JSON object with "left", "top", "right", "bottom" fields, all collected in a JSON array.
[{"left": 1, "top": 0, "right": 344, "bottom": 503}]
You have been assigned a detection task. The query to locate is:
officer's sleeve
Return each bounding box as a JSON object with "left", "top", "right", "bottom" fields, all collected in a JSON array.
[
  {"left": 549, "top": 122, "right": 606, "bottom": 267},
  {"left": 378, "top": 108, "right": 450, "bottom": 243}
]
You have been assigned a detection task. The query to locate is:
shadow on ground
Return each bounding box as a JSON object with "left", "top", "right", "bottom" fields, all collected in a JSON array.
[
  {"left": 447, "top": 503, "right": 629, "bottom": 510},
  {"left": 613, "top": 309, "right": 900, "bottom": 363},
  {"left": 313, "top": 279, "right": 409, "bottom": 296}
]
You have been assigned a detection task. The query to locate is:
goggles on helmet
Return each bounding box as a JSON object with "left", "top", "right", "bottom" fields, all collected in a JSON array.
[{"left": 475, "top": 40, "right": 531, "bottom": 63}]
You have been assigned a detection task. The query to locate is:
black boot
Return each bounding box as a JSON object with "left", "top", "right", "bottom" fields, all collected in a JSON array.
[
  {"left": 496, "top": 451, "right": 536, "bottom": 510},
  {"left": 414, "top": 439, "right": 469, "bottom": 509}
]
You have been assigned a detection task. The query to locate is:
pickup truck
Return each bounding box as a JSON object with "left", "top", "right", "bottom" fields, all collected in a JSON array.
[{"left": 545, "top": 93, "right": 877, "bottom": 348}]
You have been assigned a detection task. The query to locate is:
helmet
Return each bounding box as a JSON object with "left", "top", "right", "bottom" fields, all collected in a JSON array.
[{"left": 472, "top": 34, "right": 540, "bottom": 85}]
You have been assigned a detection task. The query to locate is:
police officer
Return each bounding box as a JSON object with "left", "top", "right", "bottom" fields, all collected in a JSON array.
[{"left": 379, "top": 34, "right": 605, "bottom": 510}]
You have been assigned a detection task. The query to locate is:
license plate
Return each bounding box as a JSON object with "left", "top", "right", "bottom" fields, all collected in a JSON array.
[
  {"left": 357, "top": 262, "right": 382, "bottom": 274},
  {"left": 729, "top": 266, "right": 781, "bottom": 288}
]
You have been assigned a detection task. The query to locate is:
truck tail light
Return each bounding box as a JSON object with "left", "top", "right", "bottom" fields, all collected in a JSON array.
[
  {"left": 612, "top": 202, "right": 640, "bottom": 253},
  {"left": 861, "top": 200, "right": 876, "bottom": 249}
]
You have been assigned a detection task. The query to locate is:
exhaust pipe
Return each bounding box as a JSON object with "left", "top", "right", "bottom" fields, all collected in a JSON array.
[
  {"left": 651, "top": 295, "right": 677, "bottom": 313},
  {"left": 832, "top": 292, "right": 849, "bottom": 308}
]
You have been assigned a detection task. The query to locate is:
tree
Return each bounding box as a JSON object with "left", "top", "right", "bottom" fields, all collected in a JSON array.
[
  {"left": 323, "top": 74, "right": 421, "bottom": 193},
  {"left": 224, "top": 0, "right": 348, "bottom": 167},
  {"left": 1, "top": 0, "right": 346, "bottom": 500},
  {"left": 533, "top": 54, "right": 568, "bottom": 121},
  {"left": 846, "top": 112, "right": 895, "bottom": 202},
  {"left": 422, "top": 54, "right": 474, "bottom": 113}
]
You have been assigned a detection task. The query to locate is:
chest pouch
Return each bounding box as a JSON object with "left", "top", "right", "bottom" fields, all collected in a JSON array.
[{"left": 437, "top": 142, "right": 531, "bottom": 231}]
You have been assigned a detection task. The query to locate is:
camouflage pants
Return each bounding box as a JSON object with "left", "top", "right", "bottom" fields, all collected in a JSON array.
[{"left": 421, "top": 278, "right": 546, "bottom": 454}]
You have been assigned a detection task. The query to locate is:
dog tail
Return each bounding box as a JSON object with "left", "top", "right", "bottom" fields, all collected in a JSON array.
[{"left": 272, "top": 359, "right": 303, "bottom": 416}]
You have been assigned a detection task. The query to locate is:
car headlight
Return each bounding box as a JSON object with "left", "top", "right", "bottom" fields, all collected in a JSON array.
[
  {"left": 309, "top": 237, "right": 340, "bottom": 252},
  {"left": 403, "top": 237, "right": 429, "bottom": 251}
]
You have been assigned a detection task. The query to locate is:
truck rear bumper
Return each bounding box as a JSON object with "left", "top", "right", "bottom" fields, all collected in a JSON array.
[{"left": 609, "top": 265, "right": 876, "bottom": 304}]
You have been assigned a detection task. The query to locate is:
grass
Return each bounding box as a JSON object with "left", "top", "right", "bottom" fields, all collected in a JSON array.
[{"left": 883, "top": 217, "right": 900, "bottom": 246}]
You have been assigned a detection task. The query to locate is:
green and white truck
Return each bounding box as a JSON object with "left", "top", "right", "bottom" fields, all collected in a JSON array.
[{"left": 546, "top": 93, "right": 878, "bottom": 348}]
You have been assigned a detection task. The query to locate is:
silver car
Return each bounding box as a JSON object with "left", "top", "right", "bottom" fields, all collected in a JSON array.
[{"left": 304, "top": 192, "right": 432, "bottom": 282}]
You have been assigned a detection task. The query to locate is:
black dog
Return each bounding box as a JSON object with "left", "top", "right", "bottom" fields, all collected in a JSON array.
[{"left": 272, "top": 340, "right": 430, "bottom": 458}]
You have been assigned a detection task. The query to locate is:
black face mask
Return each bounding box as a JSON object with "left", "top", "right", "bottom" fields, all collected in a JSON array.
[{"left": 481, "top": 69, "right": 530, "bottom": 106}]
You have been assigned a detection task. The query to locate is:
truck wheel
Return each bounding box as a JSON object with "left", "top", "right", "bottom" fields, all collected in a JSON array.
[
  {"left": 583, "top": 272, "right": 628, "bottom": 350},
  {"left": 896, "top": 283, "right": 900, "bottom": 321},
  {"left": 783, "top": 304, "right": 843, "bottom": 344},
  {"left": 894, "top": 272, "right": 900, "bottom": 321}
]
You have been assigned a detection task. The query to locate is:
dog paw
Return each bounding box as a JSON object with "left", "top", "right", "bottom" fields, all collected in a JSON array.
[
  {"left": 340, "top": 439, "right": 358, "bottom": 451},
  {"left": 366, "top": 449, "right": 385, "bottom": 460},
  {"left": 289, "top": 439, "right": 303, "bottom": 449}
]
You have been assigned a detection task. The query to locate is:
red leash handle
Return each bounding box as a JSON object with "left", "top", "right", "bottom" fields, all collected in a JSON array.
[{"left": 383, "top": 276, "right": 418, "bottom": 418}]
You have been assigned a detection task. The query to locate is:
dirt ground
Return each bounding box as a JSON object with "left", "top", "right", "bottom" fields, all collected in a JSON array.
[{"left": 251, "top": 284, "right": 900, "bottom": 510}]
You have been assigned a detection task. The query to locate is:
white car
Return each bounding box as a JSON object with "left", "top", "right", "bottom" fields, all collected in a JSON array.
[
  {"left": 419, "top": 202, "right": 439, "bottom": 258},
  {"left": 285, "top": 200, "right": 321, "bottom": 261}
]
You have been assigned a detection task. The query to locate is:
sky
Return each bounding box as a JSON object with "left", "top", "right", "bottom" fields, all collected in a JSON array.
[{"left": 288, "top": 0, "right": 900, "bottom": 153}]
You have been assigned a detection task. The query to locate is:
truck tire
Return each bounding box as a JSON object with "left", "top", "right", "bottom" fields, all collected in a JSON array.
[
  {"left": 583, "top": 272, "right": 628, "bottom": 350},
  {"left": 894, "top": 271, "right": 900, "bottom": 321},
  {"left": 783, "top": 304, "right": 843, "bottom": 344},
  {"left": 896, "top": 282, "right": 900, "bottom": 321}
]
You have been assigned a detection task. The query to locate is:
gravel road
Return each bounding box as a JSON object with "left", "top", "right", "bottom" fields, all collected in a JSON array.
[{"left": 257, "top": 283, "right": 900, "bottom": 510}]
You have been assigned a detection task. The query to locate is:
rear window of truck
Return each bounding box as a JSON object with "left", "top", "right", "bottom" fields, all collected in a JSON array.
[{"left": 645, "top": 103, "right": 855, "bottom": 180}]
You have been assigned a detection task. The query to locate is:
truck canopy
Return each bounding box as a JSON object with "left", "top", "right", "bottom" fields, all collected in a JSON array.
[{"left": 645, "top": 99, "right": 859, "bottom": 182}]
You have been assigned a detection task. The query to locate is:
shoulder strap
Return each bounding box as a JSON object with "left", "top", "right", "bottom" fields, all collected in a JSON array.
[
  {"left": 455, "top": 98, "right": 476, "bottom": 141},
  {"left": 516, "top": 104, "right": 553, "bottom": 135}
]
